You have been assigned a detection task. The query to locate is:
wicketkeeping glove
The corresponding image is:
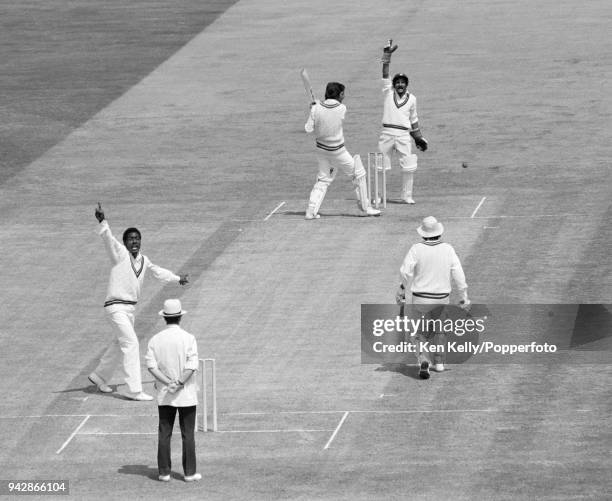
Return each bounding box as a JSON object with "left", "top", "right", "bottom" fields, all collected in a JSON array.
[
  {"left": 382, "top": 39, "right": 398, "bottom": 64},
  {"left": 415, "top": 137, "right": 428, "bottom": 151},
  {"left": 410, "top": 129, "right": 428, "bottom": 151}
]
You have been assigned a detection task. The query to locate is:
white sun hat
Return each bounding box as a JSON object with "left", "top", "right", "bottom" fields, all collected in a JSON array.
[
  {"left": 159, "top": 298, "right": 187, "bottom": 317},
  {"left": 417, "top": 216, "right": 444, "bottom": 238}
]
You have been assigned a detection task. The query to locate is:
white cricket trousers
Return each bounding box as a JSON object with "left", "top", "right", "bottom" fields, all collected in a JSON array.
[
  {"left": 315, "top": 147, "right": 355, "bottom": 183},
  {"left": 378, "top": 133, "right": 417, "bottom": 172},
  {"left": 410, "top": 296, "right": 450, "bottom": 365},
  {"left": 95, "top": 304, "right": 142, "bottom": 393}
]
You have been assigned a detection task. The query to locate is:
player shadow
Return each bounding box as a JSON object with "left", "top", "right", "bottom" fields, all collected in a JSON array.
[
  {"left": 375, "top": 363, "right": 422, "bottom": 380},
  {"left": 118, "top": 464, "right": 174, "bottom": 482},
  {"left": 53, "top": 384, "right": 120, "bottom": 397},
  {"left": 386, "top": 198, "right": 415, "bottom": 205},
  {"left": 283, "top": 210, "right": 376, "bottom": 218},
  {"left": 52, "top": 385, "right": 98, "bottom": 394},
  {"left": 52, "top": 384, "right": 140, "bottom": 400}
]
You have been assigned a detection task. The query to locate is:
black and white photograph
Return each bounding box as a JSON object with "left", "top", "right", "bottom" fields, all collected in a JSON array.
[{"left": 0, "top": 0, "right": 610, "bottom": 499}]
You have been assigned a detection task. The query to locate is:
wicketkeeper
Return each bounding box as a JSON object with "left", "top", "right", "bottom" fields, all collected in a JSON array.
[
  {"left": 304, "top": 82, "right": 381, "bottom": 219},
  {"left": 378, "top": 40, "right": 428, "bottom": 204}
]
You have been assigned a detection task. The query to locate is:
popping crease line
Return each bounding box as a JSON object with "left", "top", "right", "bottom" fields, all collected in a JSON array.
[
  {"left": 264, "top": 201, "right": 286, "bottom": 221},
  {"left": 56, "top": 415, "right": 90, "bottom": 454},
  {"left": 78, "top": 429, "right": 336, "bottom": 435},
  {"left": 324, "top": 411, "right": 349, "bottom": 450},
  {"left": 471, "top": 197, "right": 487, "bottom": 218},
  {"left": 2, "top": 407, "right": 598, "bottom": 421}
]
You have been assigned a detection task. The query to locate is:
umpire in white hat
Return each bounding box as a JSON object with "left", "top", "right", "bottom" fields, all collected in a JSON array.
[
  {"left": 145, "top": 299, "right": 201, "bottom": 482},
  {"left": 396, "top": 216, "right": 470, "bottom": 378}
]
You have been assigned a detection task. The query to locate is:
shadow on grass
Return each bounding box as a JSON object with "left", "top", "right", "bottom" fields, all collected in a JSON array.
[
  {"left": 386, "top": 198, "right": 416, "bottom": 205},
  {"left": 52, "top": 384, "right": 135, "bottom": 400},
  {"left": 375, "top": 363, "right": 422, "bottom": 380},
  {"left": 118, "top": 464, "right": 160, "bottom": 481},
  {"left": 282, "top": 210, "right": 378, "bottom": 218}
]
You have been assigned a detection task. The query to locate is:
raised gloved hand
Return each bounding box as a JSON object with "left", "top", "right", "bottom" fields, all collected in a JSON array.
[{"left": 382, "top": 39, "right": 398, "bottom": 64}]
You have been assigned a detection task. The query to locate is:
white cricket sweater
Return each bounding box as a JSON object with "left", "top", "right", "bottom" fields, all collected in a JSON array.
[
  {"left": 399, "top": 241, "right": 467, "bottom": 298},
  {"left": 305, "top": 99, "right": 346, "bottom": 151},
  {"left": 381, "top": 78, "right": 418, "bottom": 136},
  {"left": 98, "top": 221, "right": 180, "bottom": 307}
]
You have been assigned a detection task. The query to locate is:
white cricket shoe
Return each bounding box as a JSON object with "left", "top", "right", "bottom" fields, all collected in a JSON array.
[
  {"left": 362, "top": 206, "right": 381, "bottom": 217},
  {"left": 305, "top": 210, "right": 320, "bottom": 220},
  {"left": 158, "top": 474, "right": 170, "bottom": 482},
  {"left": 124, "top": 391, "right": 154, "bottom": 401},
  {"left": 400, "top": 197, "right": 416, "bottom": 204},
  {"left": 88, "top": 373, "right": 113, "bottom": 393},
  {"left": 184, "top": 473, "right": 202, "bottom": 482},
  {"left": 433, "top": 363, "right": 445, "bottom": 372}
]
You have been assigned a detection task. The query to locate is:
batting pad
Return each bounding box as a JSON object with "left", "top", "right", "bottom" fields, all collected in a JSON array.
[
  {"left": 307, "top": 181, "right": 328, "bottom": 214},
  {"left": 353, "top": 154, "right": 366, "bottom": 179}
]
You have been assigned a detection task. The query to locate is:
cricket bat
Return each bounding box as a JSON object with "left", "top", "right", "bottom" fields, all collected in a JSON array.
[{"left": 300, "top": 68, "right": 317, "bottom": 104}]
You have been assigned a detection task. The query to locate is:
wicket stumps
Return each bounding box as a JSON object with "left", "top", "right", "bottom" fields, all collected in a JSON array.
[
  {"left": 198, "top": 358, "right": 218, "bottom": 432},
  {"left": 367, "top": 152, "right": 386, "bottom": 208}
]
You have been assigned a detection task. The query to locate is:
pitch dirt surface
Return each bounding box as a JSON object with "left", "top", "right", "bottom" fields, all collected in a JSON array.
[{"left": 0, "top": 0, "right": 610, "bottom": 499}]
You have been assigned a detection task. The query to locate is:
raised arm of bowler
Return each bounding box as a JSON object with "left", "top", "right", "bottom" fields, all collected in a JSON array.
[{"left": 88, "top": 203, "right": 189, "bottom": 401}]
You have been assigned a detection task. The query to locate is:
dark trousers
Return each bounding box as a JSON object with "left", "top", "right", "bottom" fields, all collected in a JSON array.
[{"left": 157, "top": 405, "right": 197, "bottom": 476}]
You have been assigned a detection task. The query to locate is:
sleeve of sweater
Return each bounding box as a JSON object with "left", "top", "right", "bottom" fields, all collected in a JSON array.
[
  {"left": 98, "top": 220, "right": 125, "bottom": 264},
  {"left": 146, "top": 256, "right": 180, "bottom": 283}
]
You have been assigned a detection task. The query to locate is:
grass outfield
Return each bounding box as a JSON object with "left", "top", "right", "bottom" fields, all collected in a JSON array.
[{"left": 0, "top": 0, "right": 610, "bottom": 499}]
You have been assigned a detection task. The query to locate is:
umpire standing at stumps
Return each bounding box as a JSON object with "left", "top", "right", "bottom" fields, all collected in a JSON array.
[
  {"left": 396, "top": 216, "right": 470, "bottom": 379},
  {"left": 145, "top": 299, "right": 201, "bottom": 482}
]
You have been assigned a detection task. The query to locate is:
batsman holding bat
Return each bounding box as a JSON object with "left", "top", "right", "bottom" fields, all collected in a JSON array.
[
  {"left": 378, "top": 40, "right": 428, "bottom": 204},
  {"left": 304, "top": 81, "right": 381, "bottom": 219}
]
